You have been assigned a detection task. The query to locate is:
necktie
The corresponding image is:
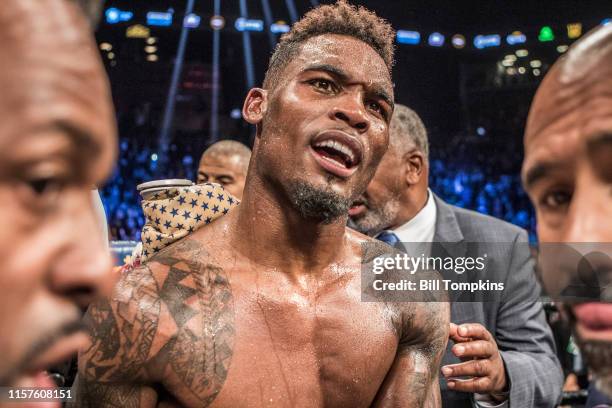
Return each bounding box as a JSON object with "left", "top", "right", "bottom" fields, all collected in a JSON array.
[{"left": 376, "top": 230, "right": 400, "bottom": 246}]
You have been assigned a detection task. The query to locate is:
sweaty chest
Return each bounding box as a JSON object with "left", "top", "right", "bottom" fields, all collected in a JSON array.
[
  {"left": 157, "top": 266, "right": 399, "bottom": 408},
  {"left": 210, "top": 275, "right": 398, "bottom": 407}
]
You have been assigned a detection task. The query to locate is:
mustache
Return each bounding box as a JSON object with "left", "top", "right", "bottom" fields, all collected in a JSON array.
[{"left": 0, "top": 319, "right": 86, "bottom": 385}]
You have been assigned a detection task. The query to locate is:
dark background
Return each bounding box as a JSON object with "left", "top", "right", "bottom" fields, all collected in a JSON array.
[{"left": 96, "top": 1, "right": 611, "bottom": 241}]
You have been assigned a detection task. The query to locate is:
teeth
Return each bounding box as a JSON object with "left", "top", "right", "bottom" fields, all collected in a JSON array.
[{"left": 314, "top": 140, "right": 356, "bottom": 164}]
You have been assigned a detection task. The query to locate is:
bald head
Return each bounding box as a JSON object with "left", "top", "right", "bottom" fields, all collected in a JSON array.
[
  {"left": 525, "top": 25, "right": 612, "bottom": 147},
  {"left": 522, "top": 25, "right": 612, "bottom": 398},
  {"left": 197, "top": 140, "right": 252, "bottom": 199}
]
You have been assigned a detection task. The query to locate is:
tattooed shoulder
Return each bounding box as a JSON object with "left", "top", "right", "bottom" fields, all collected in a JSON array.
[{"left": 79, "top": 238, "right": 236, "bottom": 406}]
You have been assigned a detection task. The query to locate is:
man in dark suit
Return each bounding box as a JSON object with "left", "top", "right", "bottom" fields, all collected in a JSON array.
[{"left": 350, "top": 104, "right": 563, "bottom": 407}]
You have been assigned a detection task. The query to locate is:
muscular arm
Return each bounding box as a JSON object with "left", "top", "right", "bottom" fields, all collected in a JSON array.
[
  {"left": 372, "top": 301, "right": 450, "bottom": 408},
  {"left": 72, "top": 239, "right": 235, "bottom": 407},
  {"left": 71, "top": 263, "right": 161, "bottom": 407}
]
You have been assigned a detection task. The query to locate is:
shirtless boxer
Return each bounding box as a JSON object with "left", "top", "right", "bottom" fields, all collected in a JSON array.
[
  {"left": 197, "top": 140, "right": 251, "bottom": 200},
  {"left": 0, "top": 0, "right": 115, "bottom": 391},
  {"left": 522, "top": 24, "right": 612, "bottom": 398},
  {"left": 76, "top": 2, "right": 449, "bottom": 407}
]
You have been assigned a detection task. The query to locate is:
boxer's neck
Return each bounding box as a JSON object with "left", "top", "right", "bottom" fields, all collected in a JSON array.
[{"left": 229, "top": 174, "right": 348, "bottom": 275}]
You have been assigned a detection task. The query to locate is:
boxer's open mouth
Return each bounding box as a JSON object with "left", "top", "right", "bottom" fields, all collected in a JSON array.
[{"left": 310, "top": 130, "right": 363, "bottom": 178}]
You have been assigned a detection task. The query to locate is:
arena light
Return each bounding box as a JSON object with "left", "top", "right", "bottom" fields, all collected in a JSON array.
[
  {"left": 516, "top": 49, "right": 528, "bottom": 57},
  {"left": 126, "top": 24, "right": 150, "bottom": 38},
  {"left": 107, "top": 52, "right": 115, "bottom": 60},
  {"left": 210, "top": 15, "right": 225, "bottom": 30},
  {"left": 270, "top": 21, "right": 290, "bottom": 34},
  {"left": 234, "top": 17, "right": 264, "bottom": 32},
  {"left": 105, "top": 8, "right": 133, "bottom": 24},
  {"left": 451, "top": 34, "right": 465, "bottom": 49},
  {"left": 146, "top": 37, "right": 157, "bottom": 45},
  {"left": 230, "top": 108, "right": 242, "bottom": 119},
  {"left": 530, "top": 60, "right": 542, "bottom": 68},
  {"left": 538, "top": 26, "right": 554, "bottom": 42},
  {"left": 518, "top": 67, "right": 526, "bottom": 74},
  {"left": 502, "top": 59, "right": 513, "bottom": 67},
  {"left": 147, "top": 11, "right": 173, "bottom": 27},
  {"left": 147, "top": 54, "right": 158, "bottom": 62},
  {"left": 99, "top": 42, "right": 112, "bottom": 51},
  {"left": 557, "top": 44, "right": 569, "bottom": 53},
  {"left": 105, "top": 8, "right": 120, "bottom": 24},
  {"left": 567, "top": 23, "right": 582, "bottom": 39},
  {"left": 396, "top": 30, "right": 420, "bottom": 45},
  {"left": 506, "top": 31, "right": 526, "bottom": 45},
  {"left": 184, "top": 13, "right": 201, "bottom": 28},
  {"left": 506, "top": 67, "right": 517, "bottom": 75},
  {"left": 428, "top": 32, "right": 445, "bottom": 47},
  {"left": 504, "top": 54, "right": 517, "bottom": 62},
  {"left": 474, "top": 34, "right": 500, "bottom": 49},
  {"left": 533, "top": 68, "right": 541, "bottom": 76},
  {"left": 145, "top": 45, "right": 157, "bottom": 54}
]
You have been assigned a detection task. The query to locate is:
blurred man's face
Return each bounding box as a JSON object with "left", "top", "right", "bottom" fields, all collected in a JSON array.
[
  {"left": 248, "top": 34, "right": 394, "bottom": 223},
  {"left": 522, "top": 26, "right": 612, "bottom": 396},
  {"left": 0, "top": 0, "right": 116, "bottom": 386},
  {"left": 349, "top": 146, "right": 403, "bottom": 236},
  {"left": 197, "top": 154, "right": 247, "bottom": 200}
]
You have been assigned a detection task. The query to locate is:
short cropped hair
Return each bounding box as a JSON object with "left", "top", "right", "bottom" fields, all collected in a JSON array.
[
  {"left": 390, "top": 104, "right": 429, "bottom": 162},
  {"left": 262, "top": 0, "right": 395, "bottom": 89}
]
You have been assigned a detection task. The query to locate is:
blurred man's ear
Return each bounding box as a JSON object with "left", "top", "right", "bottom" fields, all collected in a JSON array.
[
  {"left": 403, "top": 149, "right": 425, "bottom": 186},
  {"left": 75, "top": 0, "right": 105, "bottom": 28}
]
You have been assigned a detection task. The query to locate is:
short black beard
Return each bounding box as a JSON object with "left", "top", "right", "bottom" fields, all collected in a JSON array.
[
  {"left": 573, "top": 332, "right": 612, "bottom": 397},
  {"left": 287, "top": 180, "right": 351, "bottom": 224}
]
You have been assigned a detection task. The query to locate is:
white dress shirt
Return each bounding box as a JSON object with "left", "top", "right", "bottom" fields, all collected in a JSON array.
[
  {"left": 392, "top": 189, "right": 437, "bottom": 257},
  {"left": 391, "top": 190, "right": 507, "bottom": 408}
]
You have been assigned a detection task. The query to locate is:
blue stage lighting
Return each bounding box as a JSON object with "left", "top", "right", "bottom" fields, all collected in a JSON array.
[
  {"left": 106, "top": 8, "right": 133, "bottom": 24},
  {"left": 235, "top": 18, "right": 264, "bottom": 32},
  {"left": 428, "top": 32, "right": 445, "bottom": 47},
  {"left": 506, "top": 31, "right": 526, "bottom": 45},
  {"left": 105, "top": 8, "right": 121, "bottom": 24},
  {"left": 396, "top": 30, "right": 421, "bottom": 45},
  {"left": 184, "top": 13, "right": 201, "bottom": 28},
  {"left": 270, "top": 22, "right": 290, "bottom": 34},
  {"left": 474, "top": 34, "right": 501, "bottom": 49},
  {"left": 147, "top": 11, "right": 173, "bottom": 27}
]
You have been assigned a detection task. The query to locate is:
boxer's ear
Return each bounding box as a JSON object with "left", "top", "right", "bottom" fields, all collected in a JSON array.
[{"left": 242, "top": 88, "right": 268, "bottom": 125}]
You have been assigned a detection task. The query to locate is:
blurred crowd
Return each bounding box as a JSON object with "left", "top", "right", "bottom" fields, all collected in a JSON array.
[{"left": 102, "top": 132, "right": 535, "bottom": 242}]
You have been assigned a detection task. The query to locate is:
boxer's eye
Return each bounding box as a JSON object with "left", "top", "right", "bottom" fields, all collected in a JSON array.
[
  {"left": 309, "top": 78, "right": 337, "bottom": 93},
  {"left": 367, "top": 100, "right": 388, "bottom": 120}
]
